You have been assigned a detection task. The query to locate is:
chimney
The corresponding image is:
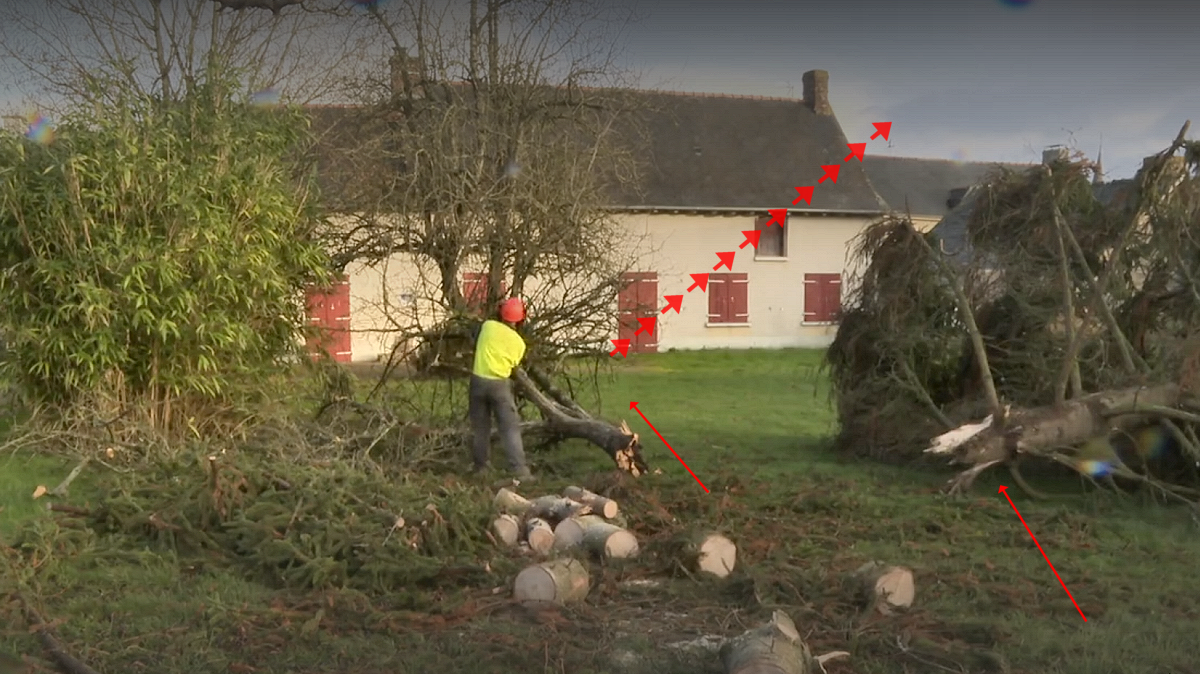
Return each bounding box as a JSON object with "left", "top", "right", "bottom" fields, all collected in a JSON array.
[
  {"left": 389, "top": 48, "right": 422, "bottom": 98},
  {"left": 1042, "top": 145, "right": 1069, "bottom": 165},
  {"left": 802, "top": 70, "right": 832, "bottom": 116}
]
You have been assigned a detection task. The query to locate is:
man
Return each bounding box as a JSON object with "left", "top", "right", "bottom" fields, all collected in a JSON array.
[{"left": 469, "top": 297, "right": 534, "bottom": 481}]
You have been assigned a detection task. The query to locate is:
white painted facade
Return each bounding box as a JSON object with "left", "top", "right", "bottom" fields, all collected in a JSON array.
[{"left": 339, "top": 209, "right": 880, "bottom": 361}]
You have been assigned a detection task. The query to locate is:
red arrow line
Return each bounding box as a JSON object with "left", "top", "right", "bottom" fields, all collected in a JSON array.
[
  {"left": 630, "top": 402, "right": 707, "bottom": 492},
  {"left": 998, "top": 486, "right": 1087, "bottom": 621}
]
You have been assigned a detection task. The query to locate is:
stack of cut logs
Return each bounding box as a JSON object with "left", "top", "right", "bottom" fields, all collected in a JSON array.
[{"left": 492, "top": 485, "right": 915, "bottom": 674}]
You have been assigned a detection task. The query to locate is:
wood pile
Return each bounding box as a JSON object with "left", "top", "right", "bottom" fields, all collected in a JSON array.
[{"left": 492, "top": 485, "right": 914, "bottom": 672}]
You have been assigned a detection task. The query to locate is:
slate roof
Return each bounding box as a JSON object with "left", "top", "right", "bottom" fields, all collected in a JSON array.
[
  {"left": 302, "top": 89, "right": 890, "bottom": 214},
  {"left": 603, "top": 91, "right": 888, "bottom": 213},
  {"left": 862, "top": 156, "right": 1030, "bottom": 218}
]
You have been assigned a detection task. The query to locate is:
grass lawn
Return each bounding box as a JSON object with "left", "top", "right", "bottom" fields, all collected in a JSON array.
[{"left": 2, "top": 348, "right": 1199, "bottom": 674}]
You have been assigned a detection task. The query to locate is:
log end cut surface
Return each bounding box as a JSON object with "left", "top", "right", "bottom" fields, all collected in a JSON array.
[
  {"left": 698, "top": 534, "right": 737, "bottom": 578},
  {"left": 513, "top": 558, "right": 590, "bottom": 605}
]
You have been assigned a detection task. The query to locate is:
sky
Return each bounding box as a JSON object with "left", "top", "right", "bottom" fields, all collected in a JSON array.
[
  {"left": 612, "top": 0, "right": 1199, "bottom": 179},
  {"left": 2, "top": 0, "right": 1197, "bottom": 180}
]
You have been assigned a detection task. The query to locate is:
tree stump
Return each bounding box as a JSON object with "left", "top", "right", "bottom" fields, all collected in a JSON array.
[{"left": 513, "top": 557, "right": 591, "bottom": 605}]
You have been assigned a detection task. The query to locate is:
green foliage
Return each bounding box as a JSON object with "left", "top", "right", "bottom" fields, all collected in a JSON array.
[{"left": 0, "top": 77, "right": 333, "bottom": 420}]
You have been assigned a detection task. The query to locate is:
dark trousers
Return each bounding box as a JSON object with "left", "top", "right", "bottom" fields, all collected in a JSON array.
[{"left": 468, "top": 374, "right": 528, "bottom": 472}]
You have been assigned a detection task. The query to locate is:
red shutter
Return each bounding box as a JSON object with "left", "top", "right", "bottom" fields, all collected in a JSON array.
[
  {"left": 825, "top": 275, "right": 842, "bottom": 322},
  {"left": 804, "top": 273, "right": 841, "bottom": 322},
  {"left": 803, "top": 275, "right": 822, "bottom": 322},
  {"left": 708, "top": 275, "right": 727, "bottom": 323},
  {"left": 463, "top": 272, "right": 486, "bottom": 309},
  {"left": 730, "top": 273, "right": 749, "bottom": 322}
]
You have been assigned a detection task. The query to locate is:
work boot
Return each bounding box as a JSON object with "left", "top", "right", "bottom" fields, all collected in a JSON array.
[{"left": 514, "top": 468, "right": 536, "bottom": 485}]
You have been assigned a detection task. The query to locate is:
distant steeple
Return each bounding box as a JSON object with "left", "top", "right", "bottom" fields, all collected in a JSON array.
[{"left": 1093, "top": 140, "right": 1104, "bottom": 185}]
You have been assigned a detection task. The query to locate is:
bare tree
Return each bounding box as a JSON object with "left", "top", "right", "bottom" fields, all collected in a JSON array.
[
  {"left": 320, "top": 0, "right": 654, "bottom": 474},
  {"left": 0, "top": 0, "right": 380, "bottom": 112}
]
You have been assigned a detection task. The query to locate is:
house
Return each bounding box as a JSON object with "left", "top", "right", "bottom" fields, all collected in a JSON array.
[
  {"left": 929, "top": 147, "right": 1140, "bottom": 267},
  {"left": 861, "top": 155, "right": 1029, "bottom": 232},
  {"left": 303, "top": 68, "right": 1028, "bottom": 362}
]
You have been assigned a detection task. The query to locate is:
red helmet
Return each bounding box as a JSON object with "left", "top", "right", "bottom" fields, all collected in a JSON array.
[{"left": 499, "top": 297, "right": 526, "bottom": 323}]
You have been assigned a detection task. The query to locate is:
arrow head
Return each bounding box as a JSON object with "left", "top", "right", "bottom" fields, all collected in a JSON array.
[
  {"left": 687, "top": 273, "right": 710, "bottom": 292},
  {"left": 819, "top": 164, "right": 841, "bottom": 184},
  {"left": 871, "top": 121, "right": 892, "bottom": 141},
  {"left": 661, "top": 294, "right": 683, "bottom": 314},
  {"left": 997, "top": 485, "right": 1008, "bottom": 494},
  {"left": 609, "top": 338, "right": 630, "bottom": 357},
  {"left": 739, "top": 230, "right": 761, "bottom": 250},
  {"left": 713, "top": 251, "right": 735, "bottom": 271},
  {"left": 792, "top": 185, "right": 814, "bottom": 205},
  {"left": 629, "top": 401, "right": 639, "bottom": 410},
  {"left": 845, "top": 142, "right": 866, "bottom": 162},
  {"left": 634, "top": 316, "right": 656, "bottom": 336},
  {"left": 767, "top": 208, "right": 787, "bottom": 227}
]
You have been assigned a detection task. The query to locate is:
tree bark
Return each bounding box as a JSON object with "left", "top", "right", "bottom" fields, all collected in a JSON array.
[
  {"left": 926, "top": 383, "right": 1184, "bottom": 493},
  {"left": 512, "top": 367, "right": 649, "bottom": 475},
  {"left": 719, "top": 610, "right": 816, "bottom": 674}
]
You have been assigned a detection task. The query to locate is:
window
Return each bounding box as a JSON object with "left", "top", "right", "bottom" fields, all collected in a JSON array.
[
  {"left": 462, "top": 272, "right": 507, "bottom": 314},
  {"left": 754, "top": 215, "right": 787, "bottom": 259},
  {"left": 708, "top": 273, "right": 749, "bottom": 325},
  {"left": 803, "top": 273, "right": 842, "bottom": 324}
]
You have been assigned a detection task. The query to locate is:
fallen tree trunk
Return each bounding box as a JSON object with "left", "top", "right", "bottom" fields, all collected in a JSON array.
[
  {"left": 512, "top": 367, "right": 649, "bottom": 476},
  {"left": 925, "top": 383, "right": 1185, "bottom": 493},
  {"left": 719, "top": 610, "right": 848, "bottom": 674},
  {"left": 513, "top": 557, "right": 591, "bottom": 605}
]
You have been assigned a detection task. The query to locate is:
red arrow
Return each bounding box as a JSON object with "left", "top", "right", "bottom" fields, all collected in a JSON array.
[
  {"left": 998, "top": 486, "right": 1087, "bottom": 621},
  {"left": 871, "top": 121, "right": 892, "bottom": 140},
  {"left": 792, "top": 185, "right": 814, "bottom": 205},
  {"left": 739, "top": 230, "right": 761, "bottom": 249},
  {"left": 845, "top": 142, "right": 866, "bottom": 162},
  {"left": 629, "top": 402, "right": 708, "bottom": 492},
  {"left": 660, "top": 295, "right": 683, "bottom": 314},
  {"left": 609, "top": 339, "right": 630, "bottom": 358},
  {"left": 766, "top": 208, "right": 787, "bottom": 227},
  {"left": 687, "top": 273, "right": 709, "bottom": 292},
  {"left": 634, "top": 316, "right": 656, "bottom": 336},
  {"left": 712, "top": 251, "right": 735, "bottom": 271},
  {"left": 818, "top": 164, "right": 840, "bottom": 184}
]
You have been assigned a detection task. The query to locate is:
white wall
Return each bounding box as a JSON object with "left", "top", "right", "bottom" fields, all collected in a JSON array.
[
  {"left": 338, "top": 210, "right": 877, "bottom": 360},
  {"left": 623, "top": 212, "right": 872, "bottom": 350}
]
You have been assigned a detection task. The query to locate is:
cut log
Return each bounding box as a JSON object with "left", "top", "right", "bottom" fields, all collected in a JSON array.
[
  {"left": 719, "top": 609, "right": 815, "bottom": 674},
  {"left": 493, "top": 488, "right": 532, "bottom": 516},
  {"left": 852, "top": 561, "right": 914, "bottom": 614},
  {"left": 581, "top": 521, "right": 639, "bottom": 560},
  {"left": 528, "top": 495, "right": 591, "bottom": 522},
  {"left": 552, "top": 514, "right": 610, "bottom": 550},
  {"left": 683, "top": 532, "right": 738, "bottom": 578},
  {"left": 491, "top": 514, "right": 521, "bottom": 547},
  {"left": 924, "top": 383, "right": 1183, "bottom": 493},
  {"left": 524, "top": 517, "right": 556, "bottom": 555},
  {"left": 563, "top": 486, "right": 620, "bottom": 518},
  {"left": 513, "top": 557, "right": 591, "bottom": 605},
  {"left": 512, "top": 367, "right": 650, "bottom": 476}
]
